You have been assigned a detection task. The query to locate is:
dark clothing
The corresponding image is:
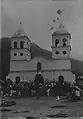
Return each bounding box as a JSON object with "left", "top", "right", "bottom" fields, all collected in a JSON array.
[
  {"left": 34, "top": 73, "right": 44, "bottom": 99},
  {"left": 35, "top": 86, "right": 41, "bottom": 99},
  {"left": 34, "top": 74, "right": 44, "bottom": 86},
  {"left": 56, "top": 82, "right": 64, "bottom": 96}
]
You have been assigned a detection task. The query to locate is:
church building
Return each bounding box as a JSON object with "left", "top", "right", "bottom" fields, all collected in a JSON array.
[{"left": 7, "top": 14, "right": 75, "bottom": 83}]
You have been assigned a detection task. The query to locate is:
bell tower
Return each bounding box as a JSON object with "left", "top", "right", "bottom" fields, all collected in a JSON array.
[
  {"left": 48, "top": 10, "right": 75, "bottom": 83},
  {"left": 11, "top": 22, "right": 31, "bottom": 61},
  {"left": 51, "top": 23, "right": 71, "bottom": 59},
  {"left": 49, "top": 10, "right": 71, "bottom": 60}
]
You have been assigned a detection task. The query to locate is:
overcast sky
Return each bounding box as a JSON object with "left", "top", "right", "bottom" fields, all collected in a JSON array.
[{"left": 1, "top": 0, "right": 83, "bottom": 61}]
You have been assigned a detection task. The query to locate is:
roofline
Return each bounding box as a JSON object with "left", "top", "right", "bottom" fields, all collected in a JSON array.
[
  {"left": 52, "top": 32, "right": 71, "bottom": 36},
  {"left": 10, "top": 35, "right": 31, "bottom": 42},
  {"left": 10, "top": 69, "right": 71, "bottom": 72},
  {"left": 50, "top": 58, "right": 71, "bottom": 60},
  {"left": 51, "top": 46, "right": 71, "bottom": 49},
  {"left": 11, "top": 48, "right": 31, "bottom": 52},
  {"left": 52, "top": 33, "right": 71, "bottom": 39}
]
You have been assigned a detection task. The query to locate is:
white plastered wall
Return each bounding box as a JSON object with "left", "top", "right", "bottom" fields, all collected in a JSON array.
[
  {"left": 7, "top": 70, "right": 75, "bottom": 83},
  {"left": 54, "top": 70, "right": 75, "bottom": 82}
]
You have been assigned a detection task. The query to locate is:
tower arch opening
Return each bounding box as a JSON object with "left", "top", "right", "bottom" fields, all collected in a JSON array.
[
  {"left": 62, "top": 38, "right": 67, "bottom": 46},
  {"left": 55, "top": 39, "right": 59, "bottom": 47},
  {"left": 14, "top": 41, "right": 17, "bottom": 48},
  {"left": 20, "top": 41, "right": 24, "bottom": 48}
]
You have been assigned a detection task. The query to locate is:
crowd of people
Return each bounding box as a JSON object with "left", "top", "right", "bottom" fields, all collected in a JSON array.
[
  {"left": 0, "top": 78, "right": 70, "bottom": 97},
  {"left": 0, "top": 70, "right": 82, "bottom": 101},
  {"left": 0, "top": 77, "right": 81, "bottom": 101}
]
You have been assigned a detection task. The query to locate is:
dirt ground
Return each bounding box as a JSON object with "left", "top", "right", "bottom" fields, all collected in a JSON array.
[{"left": 1, "top": 96, "right": 83, "bottom": 119}]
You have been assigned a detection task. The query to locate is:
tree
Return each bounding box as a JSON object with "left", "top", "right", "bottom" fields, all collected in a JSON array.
[{"left": 0, "top": 37, "right": 11, "bottom": 81}]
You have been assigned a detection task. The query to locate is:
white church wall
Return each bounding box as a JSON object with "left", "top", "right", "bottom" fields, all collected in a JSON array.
[
  {"left": 7, "top": 70, "right": 75, "bottom": 83},
  {"left": 23, "top": 71, "right": 53, "bottom": 81},
  {"left": 10, "top": 58, "right": 71, "bottom": 72},
  {"left": 11, "top": 49, "right": 27, "bottom": 61},
  {"left": 54, "top": 70, "right": 75, "bottom": 82},
  {"left": 43, "top": 59, "right": 71, "bottom": 70},
  {"left": 23, "top": 71, "right": 36, "bottom": 81},
  {"left": 52, "top": 47, "right": 71, "bottom": 59},
  {"left": 10, "top": 57, "right": 47, "bottom": 71},
  {"left": 43, "top": 71, "right": 53, "bottom": 81},
  {"left": 7, "top": 72, "right": 24, "bottom": 82}
]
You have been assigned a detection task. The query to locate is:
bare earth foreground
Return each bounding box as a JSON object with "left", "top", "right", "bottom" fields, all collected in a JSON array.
[{"left": 0, "top": 97, "right": 83, "bottom": 119}]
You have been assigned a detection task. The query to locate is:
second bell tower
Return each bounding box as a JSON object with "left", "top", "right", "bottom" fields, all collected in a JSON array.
[{"left": 51, "top": 23, "right": 71, "bottom": 60}]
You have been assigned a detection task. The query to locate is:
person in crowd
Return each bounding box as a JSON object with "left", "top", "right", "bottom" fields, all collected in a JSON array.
[
  {"left": 6, "top": 78, "right": 13, "bottom": 96},
  {"left": 56, "top": 76, "right": 64, "bottom": 100},
  {"left": 15, "top": 77, "right": 21, "bottom": 97},
  {"left": 2, "top": 80, "right": 8, "bottom": 96},
  {"left": 34, "top": 70, "right": 44, "bottom": 99}
]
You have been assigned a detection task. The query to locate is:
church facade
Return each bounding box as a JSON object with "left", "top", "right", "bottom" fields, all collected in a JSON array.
[{"left": 7, "top": 22, "right": 75, "bottom": 83}]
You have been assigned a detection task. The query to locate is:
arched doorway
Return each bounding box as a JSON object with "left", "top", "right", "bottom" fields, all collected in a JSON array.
[
  {"left": 15, "top": 76, "right": 20, "bottom": 84},
  {"left": 58, "top": 75, "right": 64, "bottom": 84}
]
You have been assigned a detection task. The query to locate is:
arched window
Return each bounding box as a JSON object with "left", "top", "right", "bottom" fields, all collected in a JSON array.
[
  {"left": 14, "top": 41, "right": 17, "bottom": 48},
  {"left": 62, "top": 38, "right": 67, "bottom": 46},
  {"left": 20, "top": 41, "right": 24, "bottom": 48},
  {"left": 37, "top": 62, "right": 42, "bottom": 71},
  {"left": 55, "top": 39, "right": 59, "bottom": 47},
  {"left": 62, "top": 38, "right": 67, "bottom": 42}
]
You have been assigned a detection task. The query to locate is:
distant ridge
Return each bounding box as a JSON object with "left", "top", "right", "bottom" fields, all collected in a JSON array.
[{"left": 31, "top": 42, "right": 52, "bottom": 60}]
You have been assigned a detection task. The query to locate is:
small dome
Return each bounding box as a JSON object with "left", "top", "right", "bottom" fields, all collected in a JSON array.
[
  {"left": 55, "top": 23, "right": 68, "bottom": 34},
  {"left": 52, "top": 23, "right": 71, "bottom": 38},
  {"left": 13, "top": 22, "right": 26, "bottom": 37}
]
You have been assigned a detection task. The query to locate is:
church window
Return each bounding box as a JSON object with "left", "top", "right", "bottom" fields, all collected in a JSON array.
[
  {"left": 20, "top": 41, "right": 24, "bottom": 48},
  {"left": 55, "top": 39, "right": 59, "bottom": 47},
  {"left": 37, "top": 62, "right": 42, "bottom": 71},
  {"left": 14, "top": 53, "right": 17, "bottom": 56},
  {"left": 62, "top": 38, "right": 67, "bottom": 42},
  {"left": 56, "top": 51, "right": 59, "bottom": 55},
  {"left": 20, "top": 53, "right": 23, "bottom": 56},
  {"left": 63, "top": 51, "right": 67, "bottom": 55},
  {"left": 63, "top": 43, "right": 66, "bottom": 46},
  {"left": 14, "top": 41, "right": 17, "bottom": 48}
]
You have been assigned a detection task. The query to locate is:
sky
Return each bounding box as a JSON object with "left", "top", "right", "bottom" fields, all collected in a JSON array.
[{"left": 1, "top": 0, "right": 83, "bottom": 61}]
